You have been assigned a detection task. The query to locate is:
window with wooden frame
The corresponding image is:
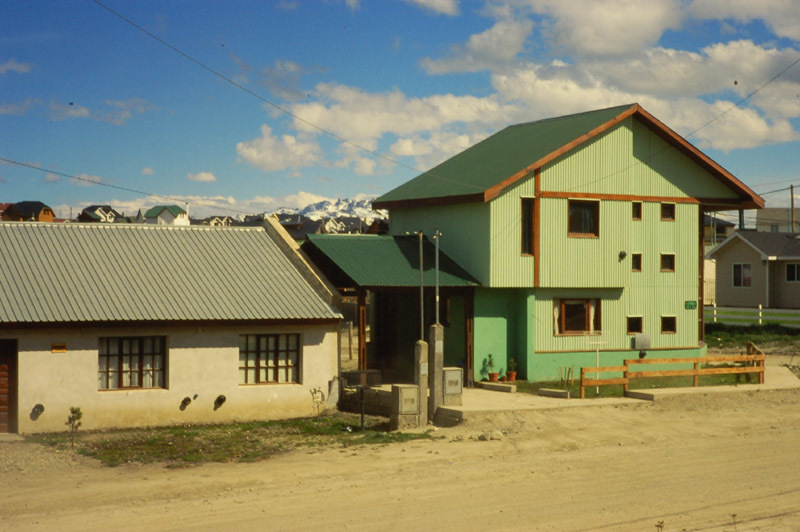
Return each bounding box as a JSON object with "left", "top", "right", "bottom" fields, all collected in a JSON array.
[
  {"left": 660, "top": 203, "right": 676, "bottom": 221},
  {"left": 788, "top": 263, "right": 800, "bottom": 282},
  {"left": 632, "top": 202, "right": 642, "bottom": 221},
  {"left": 627, "top": 316, "right": 643, "bottom": 334},
  {"left": 631, "top": 253, "right": 642, "bottom": 272},
  {"left": 567, "top": 200, "right": 599, "bottom": 237},
  {"left": 733, "top": 263, "right": 752, "bottom": 287},
  {"left": 661, "top": 316, "right": 677, "bottom": 334},
  {"left": 521, "top": 198, "right": 535, "bottom": 255},
  {"left": 555, "top": 298, "right": 601, "bottom": 335},
  {"left": 98, "top": 336, "right": 167, "bottom": 390},
  {"left": 660, "top": 253, "right": 675, "bottom": 272},
  {"left": 239, "top": 333, "right": 301, "bottom": 384}
]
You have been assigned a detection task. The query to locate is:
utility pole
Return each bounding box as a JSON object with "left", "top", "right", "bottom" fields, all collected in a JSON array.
[
  {"left": 418, "top": 231, "right": 424, "bottom": 341},
  {"left": 791, "top": 184, "right": 796, "bottom": 233},
  {"left": 433, "top": 228, "right": 441, "bottom": 324}
]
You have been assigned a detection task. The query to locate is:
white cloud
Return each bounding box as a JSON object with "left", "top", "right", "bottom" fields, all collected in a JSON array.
[
  {"left": 421, "top": 18, "right": 533, "bottom": 73},
  {"left": 141, "top": 167, "right": 154, "bottom": 176},
  {"left": 345, "top": 0, "right": 360, "bottom": 10},
  {"left": 236, "top": 124, "right": 322, "bottom": 172},
  {"left": 69, "top": 173, "right": 104, "bottom": 187},
  {"left": 403, "top": 0, "right": 459, "bottom": 16},
  {"left": 49, "top": 98, "right": 154, "bottom": 124},
  {"left": 187, "top": 171, "right": 217, "bottom": 182},
  {"left": 390, "top": 130, "right": 479, "bottom": 170},
  {"left": 0, "top": 58, "right": 32, "bottom": 74},
  {"left": 524, "top": 0, "right": 683, "bottom": 57},
  {"left": 45, "top": 173, "right": 60, "bottom": 183},
  {"left": 0, "top": 97, "right": 40, "bottom": 115},
  {"left": 50, "top": 101, "right": 91, "bottom": 121},
  {"left": 689, "top": 0, "right": 800, "bottom": 40}
]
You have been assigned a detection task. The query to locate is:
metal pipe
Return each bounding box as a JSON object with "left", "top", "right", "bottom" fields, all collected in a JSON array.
[
  {"left": 434, "top": 227, "right": 440, "bottom": 324},
  {"left": 419, "top": 231, "right": 424, "bottom": 340}
]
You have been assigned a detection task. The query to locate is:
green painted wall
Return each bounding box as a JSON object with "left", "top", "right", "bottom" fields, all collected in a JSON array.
[
  {"left": 489, "top": 178, "right": 536, "bottom": 287},
  {"left": 388, "top": 202, "right": 491, "bottom": 285}
]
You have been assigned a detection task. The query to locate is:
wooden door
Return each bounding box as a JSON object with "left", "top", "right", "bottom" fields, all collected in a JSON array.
[{"left": 0, "top": 340, "right": 17, "bottom": 433}]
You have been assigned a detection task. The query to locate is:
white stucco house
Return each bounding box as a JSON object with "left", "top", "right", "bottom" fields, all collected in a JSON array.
[
  {"left": 144, "top": 205, "right": 190, "bottom": 226},
  {"left": 0, "top": 220, "right": 341, "bottom": 434}
]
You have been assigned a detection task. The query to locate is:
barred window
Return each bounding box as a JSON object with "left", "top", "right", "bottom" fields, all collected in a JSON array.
[
  {"left": 239, "top": 334, "right": 300, "bottom": 384},
  {"left": 98, "top": 336, "right": 166, "bottom": 390}
]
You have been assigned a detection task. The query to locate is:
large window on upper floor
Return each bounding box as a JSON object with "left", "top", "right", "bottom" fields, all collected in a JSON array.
[
  {"left": 555, "top": 298, "right": 601, "bottom": 335},
  {"left": 239, "top": 333, "right": 301, "bottom": 385},
  {"left": 98, "top": 336, "right": 167, "bottom": 390},
  {"left": 521, "top": 198, "right": 535, "bottom": 255},
  {"left": 568, "top": 200, "right": 599, "bottom": 237}
]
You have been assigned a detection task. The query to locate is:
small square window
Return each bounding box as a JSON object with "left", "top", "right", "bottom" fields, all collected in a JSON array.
[
  {"left": 661, "top": 203, "right": 676, "bottom": 221},
  {"left": 787, "top": 264, "right": 800, "bottom": 282},
  {"left": 661, "top": 316, "right": 677, "bottom": 334},
  {"left": 660, "top": 254, "right": 675, "bottom": 272},
  {"left": 568, "top": 200, "right": 599, "bottom": 237},
  {"left": 627, "top": 316, "right": 643, "bottom": 334},
  {"left": 631, "top": 253, "right": 642, "bottom": 272},
  {"left": 632, "top": 202, "right": 642, "bottom": 220},
  {"left": 733, "top": 263, "right": 752, "bottom": 287}
]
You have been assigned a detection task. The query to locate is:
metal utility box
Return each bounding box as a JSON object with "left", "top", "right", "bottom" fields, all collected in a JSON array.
[
  {"left": 442, "top": 367, "right": 463, "bottom": 406},
  {"left": 390, "top": 384, "right": 420, "bottom": 430},
  {"left": 634, "top": 333, "right": 651, "bottom": 351}
]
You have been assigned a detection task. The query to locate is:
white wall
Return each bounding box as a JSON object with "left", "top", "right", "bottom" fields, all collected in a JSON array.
[{"left": 3, "top": 322, "right": 338, "bottom": 433}]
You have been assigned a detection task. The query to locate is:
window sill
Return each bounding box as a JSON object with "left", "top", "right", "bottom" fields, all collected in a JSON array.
[
  {"left": 555, "top": 332, "right": 602, "bottom": 337},
  {"left": 238, "top": 382, "right": 300, "bottom": 386},
  {"left": 660, "top": 270, "right": 675, "bottom": 273},
  {"left": 98, "top": 387, "right": 167, "bottom": 392},
  {"left": 567, "top": 233, "right": 599, "bottom": 239},
  {"left": 661, "top": 331, "right": 677, "bottom": 335}
]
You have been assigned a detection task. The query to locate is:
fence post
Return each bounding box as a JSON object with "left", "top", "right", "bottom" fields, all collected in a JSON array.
[
  {"left": 758, "top": 304, "right": 763, "bottom": 325},
  {"left": 713, "top": 302, "right": 717, "bottom": 323},
  {"left": 580, "top": 367, "right": 586, "bottom": 399},
  {"left": 693, "top": 361, "right": 699, "bottom": 387}
]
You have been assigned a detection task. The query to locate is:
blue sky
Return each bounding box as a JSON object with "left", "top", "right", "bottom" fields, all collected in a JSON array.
[{"left": 2, "top": 0, "right": 800, "bottom": 223}]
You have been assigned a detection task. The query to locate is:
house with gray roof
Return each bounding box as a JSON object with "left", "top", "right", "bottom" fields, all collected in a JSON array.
[
  {"left": 755, "top": 207, "right": 800, "bottom": 234},
  {"left": 0, "top": 221, "right": 341, "bottom": 434},
  {"left": 706, "top": 230, "right": 800, "bottom": 309}
]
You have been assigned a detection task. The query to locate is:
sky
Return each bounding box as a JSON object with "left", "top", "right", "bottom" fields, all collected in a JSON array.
[{"left": 2, "top": 0, "right": 800, "bottom": 224}]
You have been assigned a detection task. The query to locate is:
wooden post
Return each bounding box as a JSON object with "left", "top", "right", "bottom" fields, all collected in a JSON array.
[
  {"left": 713, "top": 302, "right": 717, "bottom": 323},
  {"left": 348, "top": 321, "right": 354, "bottom": 360},
  {"left": 693, "top": 361, "right": 699, "bottom": 387},
  {"left": 579, "top": 367, "right": 586, "bottom": 399},
  {"left": 357, "top": 289, "right": 367, "bottom": 371},
  {"left": 758, "top": 304, "right": 763, "bottom": 326}
]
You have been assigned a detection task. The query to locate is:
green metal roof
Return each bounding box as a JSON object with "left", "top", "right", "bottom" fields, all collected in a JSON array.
[
  {"left": 144, "top": 205, "right": 186, "bottom": 218},
  {"left": 374, "top": 105, "right": 633, "bottom": 207},
  {"left": 305, "top": 234, "right": 479, "bottom": 288},
  {"left": 0, "top": 223, "right": 340, "bottom": 324}
]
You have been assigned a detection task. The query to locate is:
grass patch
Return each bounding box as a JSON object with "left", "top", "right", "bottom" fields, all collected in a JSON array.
[
  {"left": 705, "top": 322, "right": 800, "bottom": 350},
  {"left": 24, "top": 412, "right": 439, "bottom": 468}
]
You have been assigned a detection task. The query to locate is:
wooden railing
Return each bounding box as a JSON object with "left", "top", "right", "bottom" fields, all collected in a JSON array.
[{"left": 579, "top": 350, "right": 765, "bottom": 399}]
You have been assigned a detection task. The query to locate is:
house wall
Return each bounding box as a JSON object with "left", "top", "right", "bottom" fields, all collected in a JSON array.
[
  {"left": 714, "top": 238, "right": 767, "bottom": 307},
  {"left": 774, "top": 261, "right": 800, "bottom": 309},
  {"left": 488, "top": 179, "right": 536, "bottom": 287},
  {"left": 3, "top": 322, "right": 338, "bottom": 434}
]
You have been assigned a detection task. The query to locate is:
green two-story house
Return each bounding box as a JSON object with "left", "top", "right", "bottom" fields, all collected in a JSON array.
[{"left": 372, "top": 103, "right": 763, "bottom": 382}]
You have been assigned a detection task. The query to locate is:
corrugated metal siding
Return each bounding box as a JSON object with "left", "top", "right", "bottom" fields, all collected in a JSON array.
[
  {"left": 0, "top": 223, "right": 340, "bottom": 324},
  {"left": 541, "top": 118, "right": 739, "bottom": 199},
  {"left": 489, "top": 178, "right": 535, "bottom": 287},
  {"left": 389, "top": 203, "right": 491, "bottom": 285}
]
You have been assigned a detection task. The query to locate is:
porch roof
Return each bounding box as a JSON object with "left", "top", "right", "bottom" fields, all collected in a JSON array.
[{"left": 304, "top": 234, "right": 479, "bottom": 288}]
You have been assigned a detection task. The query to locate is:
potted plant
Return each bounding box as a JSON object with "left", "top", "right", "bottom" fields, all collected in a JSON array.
[
  {"left": 507, "top": 358, "right": 518, "bottom": 382},
  {"left": 483, "top": 354, "right": 499, "bottom": 382}
]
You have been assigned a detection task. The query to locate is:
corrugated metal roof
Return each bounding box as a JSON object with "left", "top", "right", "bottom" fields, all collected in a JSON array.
[
  {"left": 374, "top": 105, "right": 632, "bottom": 206},
  {"left": 305, "top": 234, "right": 479, "bottom": 287},
  {"left": 0, "top": 223, "right": 341, "bottom": 324}
]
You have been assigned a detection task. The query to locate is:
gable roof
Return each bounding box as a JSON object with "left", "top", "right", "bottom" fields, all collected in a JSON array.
[
  {"left": 303, "top": 234, "right": 479, "bottom": 288},
  {"left": 706, "top": 230, "right": 800, "bottom": 260},
  {"left": 373, "top": 103, "right": 763, "bottom": 211},
  {"left": 0, "top": 223, "right": 340, "bottom": 325},
  {"left": 144, "top": 205, "right": 186, "bottom": 218},
  {"left": 7, "top": 201, "right": 53, "bottom": 219}
]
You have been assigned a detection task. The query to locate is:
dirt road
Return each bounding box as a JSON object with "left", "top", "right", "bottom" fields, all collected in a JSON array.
[{"left": 3, "top": 387, "right": 800, "bottom": 532}]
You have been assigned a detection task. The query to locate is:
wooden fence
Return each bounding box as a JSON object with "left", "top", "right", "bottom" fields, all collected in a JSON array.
[{"left": 579, "top": 346, "right": 765, "bottom": 399}]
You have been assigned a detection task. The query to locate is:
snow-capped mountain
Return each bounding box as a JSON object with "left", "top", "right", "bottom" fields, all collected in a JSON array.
[{"left": 270, "top": 196, "right": 388, "bottom": 222}]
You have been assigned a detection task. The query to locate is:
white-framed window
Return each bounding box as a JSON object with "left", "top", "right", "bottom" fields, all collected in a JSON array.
[
  {"left": 98, "top": 336, "right": 167, "bottom": 390},
  {"left": 787, "top": 263, "right": 800, "bottom": 282},
  {"left": 733, "top": 263, "right": 752, "bottom": 287},
  {"left": 554, "top": 299, "right": 601, "bottom": 335},
  {"left": 239, "top": 333, "right": 301, "bottom": 384}
]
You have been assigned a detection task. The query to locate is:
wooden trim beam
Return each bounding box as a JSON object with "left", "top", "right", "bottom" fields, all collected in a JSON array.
[
  {"left": 537, "top": 190, "right": 745, "bottom": 206},
  {"left": 357, "top": 288, "right": 367, "bottom": 371},
  {"left": 533, "top": 168, "right": 541, "bottom": 287},
  {"left": 372, "top": 192, "right": 485, "bottom": 211}
]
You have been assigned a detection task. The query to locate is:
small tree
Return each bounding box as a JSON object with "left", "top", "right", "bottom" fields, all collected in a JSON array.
[{"left": 65, "top": 406, "right": 83, "bottom": 450}]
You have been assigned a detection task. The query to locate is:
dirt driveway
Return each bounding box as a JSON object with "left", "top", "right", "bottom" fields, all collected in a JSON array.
[{"left": 3, "top": 382, "right": 800, "bottom": 532}]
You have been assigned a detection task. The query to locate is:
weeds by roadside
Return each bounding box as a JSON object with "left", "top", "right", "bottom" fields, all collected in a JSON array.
[{"left": 25, "top": 412, "right": 439, "bottom": 468}]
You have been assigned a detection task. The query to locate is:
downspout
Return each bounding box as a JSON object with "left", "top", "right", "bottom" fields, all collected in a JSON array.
[{"left": 765, "top": 259, "right": 770, "bottom": 308}]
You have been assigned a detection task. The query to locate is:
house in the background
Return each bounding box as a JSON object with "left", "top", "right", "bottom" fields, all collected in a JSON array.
[
  {"left": 194, "top": 215, "right": 234, "bottom": 227},
  {"left": 0, "top": 203, "right": 10, "bottom": 219},
  {"left": 144, "top": 205, "right": 190, "bottom": 226},
  {"left": 706, "top": 230, "right": 800, "bottom": 309},
  {"left": 77, "top": 205, "right": 123, "bottom": 223},
  {"left": 2, "top": 201, "right": 55, "bottom": 222},
  {"left": 756, "top": 207, "right": 800, "bottom": 233},
  {"left": 351, "top": 103, "right": 764, "bottom": 383},
  {"left": 704, "top": 214, "right": 736, "bottom": 247},
  {"left": 0, "top": 221, "right": 341, "bottom": 434}
]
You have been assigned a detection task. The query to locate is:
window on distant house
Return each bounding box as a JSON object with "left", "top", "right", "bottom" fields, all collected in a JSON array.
[
  {"left": 521, "top": 198, "right": 535, "bottom": 255},
  {"left": 770, "top": 224, "right": 780, "bottom": 232},
  {"left": 660, "top": 253, "right": 675, "bottom": 272},
  {"left": 627, "top": 316, "right": 643, "bottom": 334},
  {"left": 661, "top": 203, "right": 676, "bottom": 221},
  {"left": 555, "top": 299, "right": 601, "bottom": 335},
  {"left": 632, "top": 202, "right": 642, "bottom": 221},
  {"left": 788, "top": 264, "right": 800, "bottom": 282},
  {"left": 98, "top": 336, "right": 167, "bottom": 390},
  {"left": 568, "top": 200, "right": 599, "bottom": 237},
  {"left": 661, "top": 316, "right": 677, "bottom": 334},
  {"left": 733, "top": 263, "right": 752, "bottom": 287},
  {"left": 239, "top": 333, "right": 301, "bottom": 384},
  {"left": 632, "top": 253, "right": 642, "bottom": 272}
]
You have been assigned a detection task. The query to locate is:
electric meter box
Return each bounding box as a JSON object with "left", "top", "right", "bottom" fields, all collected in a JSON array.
[{"left": 443, "top": 367, "right": 463, "bottom": 406}]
